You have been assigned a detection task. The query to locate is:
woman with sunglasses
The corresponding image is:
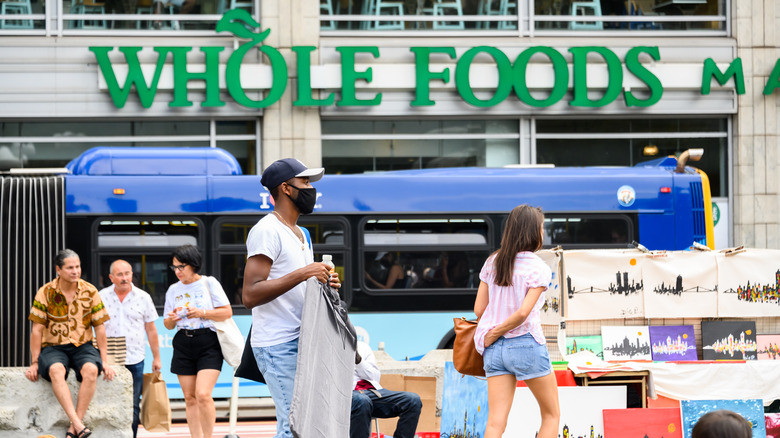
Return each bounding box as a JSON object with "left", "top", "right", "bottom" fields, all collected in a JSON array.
[{"left": 163, "top": 244, "right": 232, "bottom": 438}]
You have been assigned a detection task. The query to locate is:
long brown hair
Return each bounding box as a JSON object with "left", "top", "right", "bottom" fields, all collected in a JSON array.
[{"left": 493, "top": 205, "right": 544, "bottom": 287}]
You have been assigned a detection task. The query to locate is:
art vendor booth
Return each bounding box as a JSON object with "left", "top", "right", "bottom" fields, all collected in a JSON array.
[{"left": 441, "top": 247, "right": 780, "bottom": 438}]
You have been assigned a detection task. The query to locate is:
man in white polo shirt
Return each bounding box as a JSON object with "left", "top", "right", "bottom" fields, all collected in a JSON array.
[{"left": 99, "top": 259, "right": 161, "bottom": 438}]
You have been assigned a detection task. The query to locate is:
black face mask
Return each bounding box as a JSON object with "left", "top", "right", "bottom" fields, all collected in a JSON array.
[{"left": 286, "top": 184, "right": 317, "bottom": 214}]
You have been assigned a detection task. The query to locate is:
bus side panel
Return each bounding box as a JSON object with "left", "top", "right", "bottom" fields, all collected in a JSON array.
[
  {"left": 66, "top": 176, "right": 209, "bottom": 214},
  {"left": 638, "top": 213, "right": 678, "bottom": 250}
]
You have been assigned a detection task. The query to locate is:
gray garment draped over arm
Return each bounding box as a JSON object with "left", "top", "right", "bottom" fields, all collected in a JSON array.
[{"left": 289, "top": 278, "right": 357, "bottom": 438}]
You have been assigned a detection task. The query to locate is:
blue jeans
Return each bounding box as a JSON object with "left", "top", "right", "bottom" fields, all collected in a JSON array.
[
  {"left": 350, "top": 389, "right": 422, "bottom": 438},
  {"left": 253, "top": 338, "right": 298, "bottom": 438},
  {"left": 125, "top": 361, "right": 144, "bottom": 438}
]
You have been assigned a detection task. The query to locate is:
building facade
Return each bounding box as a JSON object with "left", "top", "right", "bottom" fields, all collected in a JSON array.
[{"left": 0, "top": 0, "right": 776, "bottom": 248}]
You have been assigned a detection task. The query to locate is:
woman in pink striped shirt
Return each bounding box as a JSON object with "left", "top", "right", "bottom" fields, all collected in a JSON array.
[{"left": 474, "top": 205, "right": 560, "bottom": 438}]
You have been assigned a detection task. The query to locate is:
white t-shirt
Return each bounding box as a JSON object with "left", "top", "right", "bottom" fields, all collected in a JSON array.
[
  {"left": 162, "top": 276, "right": 230, "bottom": 331},
  {"left": 98, "top": 284, "right": 159, "bottom": 365},
  {"left": 246, "top": 213, "right": 313, "bottom": 348}
]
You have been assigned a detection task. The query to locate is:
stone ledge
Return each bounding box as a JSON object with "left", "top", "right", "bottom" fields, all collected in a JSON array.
[{"left": 0, "top": 367, "right": 133, "bottom": 438}]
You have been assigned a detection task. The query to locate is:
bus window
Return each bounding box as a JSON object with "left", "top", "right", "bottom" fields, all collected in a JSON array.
[
  {"left": 543, "top": 215, "right": 634, "bottom": 247},
  {"left": 97, "top": 220, "right": 199, "bottom": 247},
  {"left": 361, "top": 217, "right": 492, "bottom": 293},
  {"left": 97, "top": 254, "right": 174, "bottom": 307}
]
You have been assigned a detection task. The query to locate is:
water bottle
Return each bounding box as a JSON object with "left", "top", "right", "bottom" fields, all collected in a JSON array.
[{"left": 322, "top": 254, "right": 335, "bottom": 272}]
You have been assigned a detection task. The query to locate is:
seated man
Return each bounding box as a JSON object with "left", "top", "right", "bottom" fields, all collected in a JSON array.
[
  {"left": 351, "top": 341, "right": 422, "bottom": 438},
  {"left": 25, "top": 249, "right": 116, "bottom": 438}
]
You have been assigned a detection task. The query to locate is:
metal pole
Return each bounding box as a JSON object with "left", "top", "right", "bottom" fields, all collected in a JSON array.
[{"left": 223, "top": 373, "right": 240, "bottom": 438}]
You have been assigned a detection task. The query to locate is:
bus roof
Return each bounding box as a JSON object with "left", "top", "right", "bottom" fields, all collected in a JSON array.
[{"left": 64, "top": 148, "right": 700, "bottom": 215}]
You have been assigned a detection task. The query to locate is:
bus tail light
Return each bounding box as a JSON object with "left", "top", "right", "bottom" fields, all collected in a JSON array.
[
  {"left": 660, "top": 187, "right": 672, "bottom": 194},
  {"left": 113, "top": 188, "right": 126, "bottom": 195}
]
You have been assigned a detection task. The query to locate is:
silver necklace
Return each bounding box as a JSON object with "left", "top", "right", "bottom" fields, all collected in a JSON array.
[{"left": 273, "top": 211, "right": 304, "bottom": 250}]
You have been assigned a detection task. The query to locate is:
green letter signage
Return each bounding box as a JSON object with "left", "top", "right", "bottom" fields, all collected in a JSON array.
[
  {"left": 410, "top": 47, "right": 456, "bottom": 107},
  {"left": 512, "top": 46, "right": 568, "bottom": 108},
  {"left": 294, "top": 46, "right": 335, "bottom": 106},
  {"left": 90, "top": 46, "right": 168, "bottom": 109},
  {"left": 763, "top": 59, "right": 780, "bottom": 95},
  {"left": 455, "top": 46, "right": 513, "bottom": 107},
  {"left": 167, "top": 46, "right": 225, "bottom": 107},
  {"left": 624, "top": 46, "right": 663, "bottom": 107},
  {"left": 337, "top": 46, "right": 381, "bottom": 106},
  {"left": 701, "top": 58, "right": 745, "bottom": 95},
  {"left": 218, "top": 10, "right": 287, "bottom": 108},
  {"left": 569, "top": 46, "right": 623, "bottom": 107}
]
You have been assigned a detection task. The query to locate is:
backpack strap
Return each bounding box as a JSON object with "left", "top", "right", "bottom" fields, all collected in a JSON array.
[{"left": 300, "top": 226, "right": 313, "bottom": 253}]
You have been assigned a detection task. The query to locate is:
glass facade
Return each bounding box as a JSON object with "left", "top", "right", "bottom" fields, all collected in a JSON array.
[
  {"left": 0, "top": 120, "right": 258, "bottom": 174},
  {"left": 0, "top": 0, "right": 727, "bottom": 34}
]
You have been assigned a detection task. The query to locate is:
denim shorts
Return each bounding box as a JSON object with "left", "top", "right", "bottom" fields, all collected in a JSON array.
[{"left": 483, "top": 333, "right": 552, "bottom": 380}]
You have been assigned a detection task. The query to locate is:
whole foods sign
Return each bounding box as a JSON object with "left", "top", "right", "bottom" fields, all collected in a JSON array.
[{"left": 90, "top": 10, "right": 772, "bottom": 110}]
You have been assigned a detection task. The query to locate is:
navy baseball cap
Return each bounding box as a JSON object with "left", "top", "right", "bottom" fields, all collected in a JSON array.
[{"left": 260, "top": 158, "right": 324, "bottom": 190}]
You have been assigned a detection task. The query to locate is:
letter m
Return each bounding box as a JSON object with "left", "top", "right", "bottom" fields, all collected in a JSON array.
[
  {"left": 90, "top": 46, "right": 169, "bottom": 108},
  {"left": 701, "top": 58, "right": 745, "bottom": 95}
]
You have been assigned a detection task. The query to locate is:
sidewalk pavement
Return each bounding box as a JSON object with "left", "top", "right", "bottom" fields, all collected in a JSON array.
[{"left": 138, "top": 420, "right": 278, "bottom": 437}]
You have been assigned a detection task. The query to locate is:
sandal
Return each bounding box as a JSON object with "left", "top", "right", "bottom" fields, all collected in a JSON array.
[
  {"left": 74, "top": 427, "right": 91, "bottom": 438},
  {"left": 65, "top": 433, "right": 76, "bottom": 438}
]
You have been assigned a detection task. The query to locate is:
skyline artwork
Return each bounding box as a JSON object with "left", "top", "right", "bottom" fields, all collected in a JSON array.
[
  {"left": 649, "top": 325, "right": 698, "bottom": 361},
  {"left": 716, "top": 249, "right": 780, "bottom": 317},
  {"left": 757, "top": 334, "right": 780, "bottom": 360},
  {"left": 701, "top": 320, "right": 758, "bottom": 360},
  {"left": 564, "top": 250, "right": 645, "bottom": 320},
  {"left": 537, "top": 250, "right": 562, "bottom": 325},
  {"left": 566, "top": 335, "right": 604, "bottom": 359},
  {"left": 681, "top": 399, "right": 767, "bottom": 438},
  {"left": 440, "top": 361, "right": 488, "bottom": 438},
  {"left": 504, "top": 386, "right": 626, "bottom": 438},
  {"left": 642, "top": 252, "right": 718, "bottom": 318},
  {"left": 601, "top": 325, "right": 652, "bottom": 361}
]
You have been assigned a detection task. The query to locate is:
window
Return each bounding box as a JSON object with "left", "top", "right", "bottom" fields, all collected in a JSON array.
[
  {"left": 535, "top": 117, "right": 729, "bottom": 197},
  {"left": 319, "top": 0, "right": 728, "bottom": 34},
  {"left": 0, "top": 0, "right": 258, "bottom": 34},
  {"left": 95, "top": 218, "right": 202, "bottom": 306},
  {"left": 361, "top": 217, "right": 491, "bottom": 292},
  {"left": 0, "top": 120, "right": 258, "bottom": 173},
  {"left": 322, "top": 119, "right": 521, "bottom": 174},
  {"left": 543, "top": 215, "right": 635, "bottom": 248}
]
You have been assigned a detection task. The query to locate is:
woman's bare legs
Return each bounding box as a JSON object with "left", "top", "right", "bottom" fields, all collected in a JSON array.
[
  {"left": 524, "top": 372, "right": 560, "bottom": 438},
  {"left": 178, "top": 374, "right": 202, "bottom": 438},
  {"left": 484, "top": 374, "right": 517, "bottom": 438},
  {"left": 194, "top": 369, "right": 220, "bottom": 438}
]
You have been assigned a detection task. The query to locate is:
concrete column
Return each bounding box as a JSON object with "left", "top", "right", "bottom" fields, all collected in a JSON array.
[
  {"left": 260, "top": 0, "right": 324, "bottom": 170},
  {"left": 733, "top": 0, "right": 780, "bottom": 248}
]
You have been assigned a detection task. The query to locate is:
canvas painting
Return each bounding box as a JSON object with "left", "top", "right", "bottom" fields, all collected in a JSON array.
[
  {"left": 649, "top": 325, "right": 698, "bottom": 361},
  {"left": 601, "top": 326, "right": 652, "bottom": 361},
  {"left": 701, "top": 320, "right": 757, "bottom": 360},
  {"left": 564, "top": 250, "right": 645, "bottom": 320},
  {"left": 766, "top": 413, "right": 780, "bottom": 438},
  {"left": 603, "top": 408, "right": 683, "bottom": 438},
  {"left": 681, "top": 399, "right": 767, "bottom": 438},
  {"left": 716, "top": 249, "right": 780, "bottom": 317},
  {"left": 566, "top": 335, "right": 604, "bottom": 359},
  {"left": 440, "top": 361, "right": 488, "bottom": 438},
  {"left": 538, "top": 250, "right": 562, "bottom": 325},
  {"left": 504, "top": 386, "right": 626, "bottom": 438},
  {"left": 642, "top": 252, "right": 718, "bottom": 318},
  {"left": 757, "top": 334, "right": 780, "bottom": 360}
]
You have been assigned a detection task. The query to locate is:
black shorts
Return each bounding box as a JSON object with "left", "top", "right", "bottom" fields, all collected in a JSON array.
[
  {"left": 171, "top": 328, "right": 223, "bottom": 375},
  {"left": 38, "top": 343, "right": 103, "bottom": 382}
]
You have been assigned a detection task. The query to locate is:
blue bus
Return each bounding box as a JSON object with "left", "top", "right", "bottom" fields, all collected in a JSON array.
[{"left": 62, "top": 146, "right": 713, "bottom": 397}]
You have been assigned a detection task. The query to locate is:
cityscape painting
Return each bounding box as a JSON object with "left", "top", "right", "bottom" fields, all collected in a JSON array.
[
  {"left": 601, "top": 326, "right": 652, "bottom": 361},
  {"left": 538, "top": 250, "right": 562, "bottom": 325},
  {"left": 757, "top": 334, "right": 780, "bottom": 360},
  {"left": 701, "top": 320, "right": 758, "bottom": 360},
  {"left": 566, "top": 335, "right": 604, "bottom": 359},
  {"left": 642, "top": 252, "right": 718, "bottom": 318},
  {"left": 564, "top": 250, "right": 645, "bottom": 320},
  {"left": 716, "top": 249, "right": 780, "bottom": 317},
  {"left": 603, "top": 407, "right": 683, "bottom": 438},
  {"left": 649, "top": 325, "right": 698, "bottom": 361}
]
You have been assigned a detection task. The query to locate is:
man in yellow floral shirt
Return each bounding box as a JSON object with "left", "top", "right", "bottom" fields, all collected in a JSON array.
[{"left": 25, "top": 249, "right": 116, "bottom": 438}]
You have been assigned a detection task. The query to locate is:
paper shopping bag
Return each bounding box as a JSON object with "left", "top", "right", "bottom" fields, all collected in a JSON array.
[{"left": 141, "top": 371, "right": 171, "bottom": 432}]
